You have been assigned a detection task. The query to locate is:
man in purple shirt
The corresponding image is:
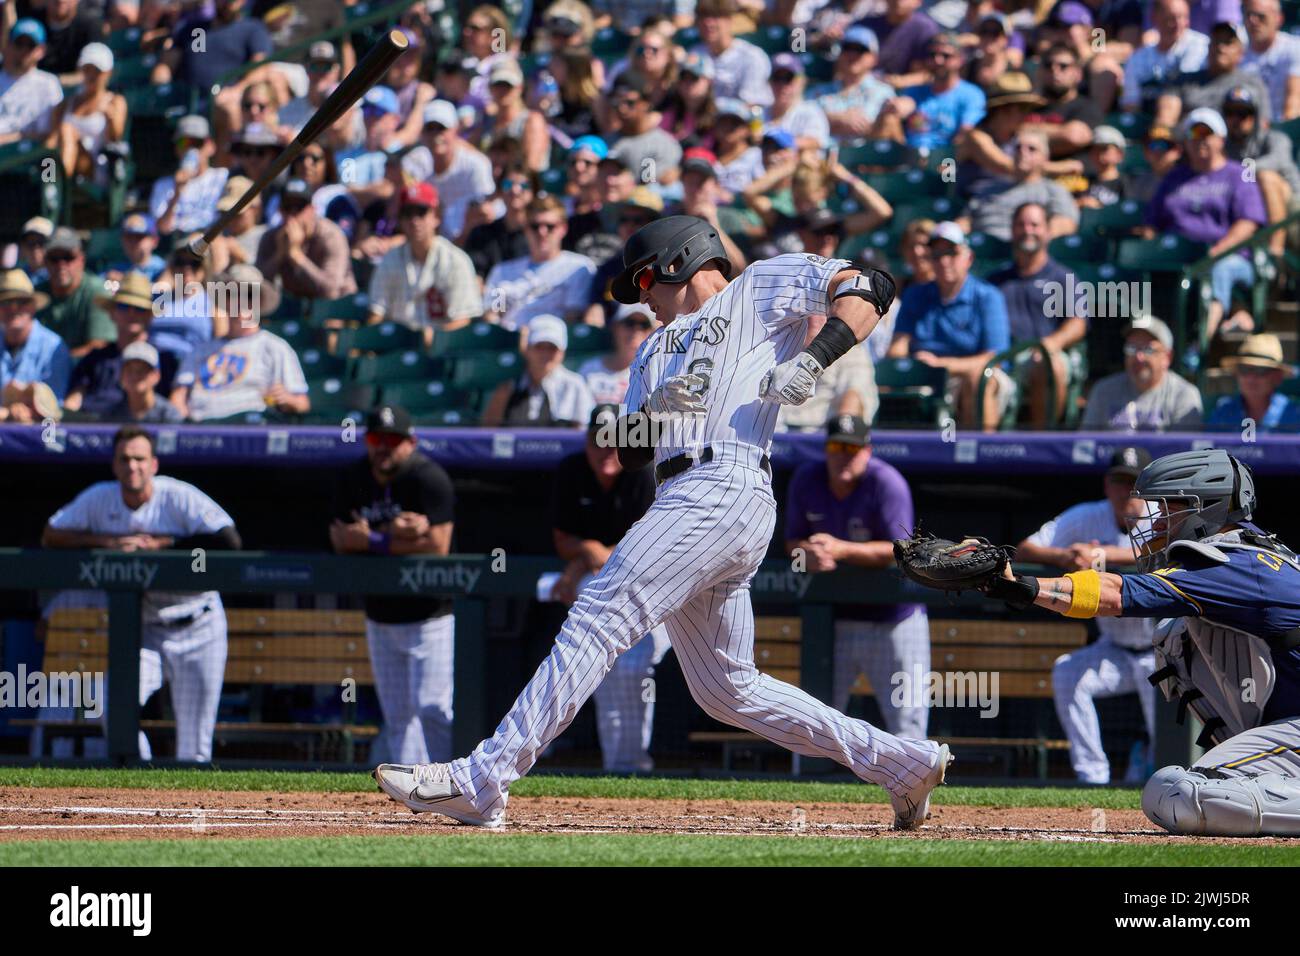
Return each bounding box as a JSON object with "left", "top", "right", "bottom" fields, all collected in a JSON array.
[
  {"left": 785, "top": 415, "right": 930, "bottom": 739},
  {"left": 1145, "top": 107, "right": 1267, "bottom": 340},
  {"left": 857, "top": 0, "right": 940, "bottom": 80}
]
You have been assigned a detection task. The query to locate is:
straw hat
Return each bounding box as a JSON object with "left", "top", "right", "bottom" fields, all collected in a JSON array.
[
  {"left": 1222, "top": 332, "right": 1293, "bottom": 373},
  {"left": 0, "top": 270, "right": 50, "bottom": 310},
  {"left": 985, "top": 72, "right": 1046, "bottom": 110},
  {"left": 96, "top": 271, "right": 156, "bottom": 312}
]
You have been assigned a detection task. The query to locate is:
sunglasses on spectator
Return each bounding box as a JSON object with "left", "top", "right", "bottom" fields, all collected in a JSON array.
[
  {"left": 841, "top": 42, "right": 868, "bottom": 55},
  {"left": 298, "top": 151, "right": 326, "bottom": 164},
  {"left": 825, "top": 441, "right": 862, "bottom": 456},
  {"left": 1123, "top": 343, "right": 1163, "bottom": 357},
  {"left": 635, "top": 44, "right": 664, "bottom": 55},
  {"left": 114, "top": 302, "right": 152, "bottom": 316},
  {"left": 978, "top": 26, "right": 1004, "bottom": 38},
  {"left": 570, "top": 156, "right": 596, "bottom": 168},
  {"left": 20, "top": 234, "right": 45, "bottom": 246},
  {"left": 463, "top": 21, "right": 492, "bottom": 32},
  {"left": 613, "top": 96, "right": 642, "bottom": 109},
  {"left": 1047, "top": 58, "right": 1075, "bottom": 71},
  {"left": 1224, "top": 107, "right": 1255, "bottom": 120},
  {"left": 46, "top": 252, "right": 79, "bottom": 264},
  {"left": 930, "top": 49, "right": 958, "bottom": 61},
  {"left": 176, "top": 137, "right": 202, "bottom": 151},
  {"left": 927, "top": 245, "right": 960, "bottom": 259},
  {"left": 680, "top": 70, "right": 707, "bottom": 81},
  {"left": 365, "top": 432, "right": 407, "bottom": 449},
  {"left": 771, "top": 71, "right": 797, "bottom": 84},
  {"left": 1238, "top": 364, "right": 1275, "bottom": 377},
  {"left": 1147, "top": 139, "right": 1174, "bottom": 152},
  {"left": 528, "top": 220, "right": 562, "bottom": 233},
  {"left": 399, "top": 205, "right": 434, "bottom": 218},
  {"left": 501, "top": 177, "right": 531, "bottom": 192},
  {"left": 243, "top": 100, "right": 271, "bottom": 112}
]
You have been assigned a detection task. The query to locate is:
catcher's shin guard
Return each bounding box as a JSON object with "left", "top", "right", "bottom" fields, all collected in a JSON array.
[{"left": 1142, "top": 765, "right": 1300, "bottom": 836}]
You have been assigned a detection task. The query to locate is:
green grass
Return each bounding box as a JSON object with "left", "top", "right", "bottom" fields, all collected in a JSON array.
[
  {"left": 0, "top": 834, "right": 1295, "bottom": 867},
  {"left": 0, "top": 766, "right": 1145, "bottom": 810}
]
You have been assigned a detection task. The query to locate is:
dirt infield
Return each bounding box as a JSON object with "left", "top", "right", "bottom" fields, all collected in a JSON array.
[{"left": 0, "top": 786, "right": 1266, "bottom": 845}]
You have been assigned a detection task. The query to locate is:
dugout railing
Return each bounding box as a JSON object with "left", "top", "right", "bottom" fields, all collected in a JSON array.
[{"left": 0, "top": 550, "right": 1195, "bottom": 776}]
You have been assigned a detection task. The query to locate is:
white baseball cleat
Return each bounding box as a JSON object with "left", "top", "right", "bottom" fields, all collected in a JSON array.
[
  {"left": 372, "top": 762, "right": 506, "bottom": 828},
  {"left": 890, "top": 744, "right": 952, "bottom": 831}
]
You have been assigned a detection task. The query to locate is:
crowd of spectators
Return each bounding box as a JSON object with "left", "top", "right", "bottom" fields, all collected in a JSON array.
[{"left": 4, "top": 0, "right": 1300, "bottom": 433}]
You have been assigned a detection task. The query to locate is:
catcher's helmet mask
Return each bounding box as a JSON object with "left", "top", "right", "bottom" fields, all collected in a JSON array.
[
  {"left": 611, "top": 215, "right": 732, "bottom": 304},
  {"left": 1126, "top": 450, "right": 1255, "bottom": 571}
]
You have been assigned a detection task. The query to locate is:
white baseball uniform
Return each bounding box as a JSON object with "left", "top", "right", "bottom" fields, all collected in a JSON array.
[
  {"left": 449, "top": 253, "right": 944, "bottom": 817},
  {"left": 1028, "top": 499, "right": 1157, "bottom": 784},
  {"left": 46, "top": 476, "right": 236, "bottom": 762}
]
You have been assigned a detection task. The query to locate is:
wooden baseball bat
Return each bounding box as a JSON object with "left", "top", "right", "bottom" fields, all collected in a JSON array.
[{"left": 188, "top": 29, "right": 409, "bottom": 258}]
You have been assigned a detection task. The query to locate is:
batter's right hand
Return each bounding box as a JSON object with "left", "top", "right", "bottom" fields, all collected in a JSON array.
[{"left": 645, "top": 373, "right": 708, "bottom": 416}]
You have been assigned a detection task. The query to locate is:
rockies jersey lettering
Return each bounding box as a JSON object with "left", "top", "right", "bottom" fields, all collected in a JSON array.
[{"left": 622, "top": 253, "right": 851, "bottom": 467}]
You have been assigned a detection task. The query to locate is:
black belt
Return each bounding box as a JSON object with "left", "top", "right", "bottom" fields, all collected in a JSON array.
[{"left": 655, "top": 447, "right": 771, "bottom": 486}]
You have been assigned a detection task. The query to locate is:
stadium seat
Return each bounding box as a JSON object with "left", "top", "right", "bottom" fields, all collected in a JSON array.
[
  {"left": 451, "top": 351, "right": 523, "bottom": 391},
  {"left": 566, "top": 323, "right": 612, "bottom": 355},
  {"left": 591, "top": 27, "right": 632, "bottom": 58},
  {"left": 1048, "top": 233, "right": 1108, "bottom": 268},
  {"left": 264, "top": 294, "right": 306, "bottom": 322},
  {"left": 379, "top": 380, "right": 476, "bottom": 412},
  {"left": 430, "top": 322, "right": 522, "bottom": 355},
  {"left": 106, "top": 26, "right": 143, "bottom": 59},
  {"left": 538, "top": 166, "right": 567, "bottom": 195},
  {"left": 873, "top": 358, "right": 951, "bottom": 428},
  {"left": 1078, "top": 199, "right": 1144, "bottom": 238},
  {"left": 864, "top": 169, "right": 948, "bottom": 204},
  {"left": 108, "top": 53, "right": 158, "bottom": 93},
  {"left": 1107, "top": 111, "right": 1152, "bottom": 141},
  {"left": 298, "top": 348, "right": 349, "bottom": 381},
  {"left": 800, "top": 51, "right": 834, "bottom": 83},
  {"left": 124, "top": 84, "right": 195, "bottom": 184},
  {"left": 740, "top": 26, "right": 793, "bottom": 54},
  {"left": 311, "top": 295, "right": 370, "bottom": 324},
  {"left": 84, "top": 227, "right": 125, "bottom": 273},
  {"left": 836, "top": 228, "right": 893, "bottom": 264},
  {"left": 1117, "top": 235, "right": 1209, "bottom": 273},
  {"left": 414, "top": 409, "right": 479, "bottom": 426},
  {"left": 304, "top": 379, "right": 375, "bottom": 423},
  {"left": 890, "top": 196, "right": 960, "bottom": 234},
  {"left": 352, "top": 350, "right": 449, "bottom": 384},
  {"left": 263, "top": 317, "right": 319, "bottom": 352},
  {"left": 334, "top": 321, "right": 423, "bottom": 355},
  {"left": 837, "top": 139, "right": 919, "bottom": 174},
  {"left": 673, "top": 26, "right": 701, "bottom": 47}
]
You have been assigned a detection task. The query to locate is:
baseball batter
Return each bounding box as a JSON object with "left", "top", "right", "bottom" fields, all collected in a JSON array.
[
  {"left": 42, "top": 425, "right": 241, "bottom": 762},
  {"left": 900, "top": 449, "right": 1300, "bottom": 837},
  {"left": 376, "top": 215, "right": 952, "bottom": 828}
]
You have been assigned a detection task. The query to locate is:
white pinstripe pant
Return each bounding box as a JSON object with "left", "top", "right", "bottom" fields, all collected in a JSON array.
[
  {"left": 451, "top": 445, "right": 942, "bottom": 817},
  {"left": 367, "top": 614, "right": 455, "bottom": 765},
  {"left": 832, "top": 610, "right": 931, "bottom": 741},
  {"left": 137, "top": 601, "right": 227, "bottom": 763},
  {"left": 593, "top": 623, "right": 670, "bottom": 772}
]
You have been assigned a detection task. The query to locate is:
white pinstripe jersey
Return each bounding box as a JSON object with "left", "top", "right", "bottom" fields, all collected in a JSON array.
[
  {"left": 622, "top": 253, "right": 851, "bottom": 467},
  {"left": 48, "top": 477, "right": 234, "bottom": 623}
]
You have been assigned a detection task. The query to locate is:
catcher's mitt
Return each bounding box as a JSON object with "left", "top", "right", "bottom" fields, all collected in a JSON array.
[{"left": 892, "top": 533, "right": 1011, "bottom": 593}]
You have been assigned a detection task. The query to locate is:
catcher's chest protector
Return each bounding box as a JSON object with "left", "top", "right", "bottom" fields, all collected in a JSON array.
[{"left": 1150, "top": 537, "right": 1296, "bottom": 746}]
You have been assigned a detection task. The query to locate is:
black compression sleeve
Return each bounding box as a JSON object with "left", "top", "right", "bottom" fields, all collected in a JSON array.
[
  {"left": 615, "top": 412, "right": 656, "bottom": 471},
  {"left": 803, "top": 316, "right": 859, "bottom": 370}
]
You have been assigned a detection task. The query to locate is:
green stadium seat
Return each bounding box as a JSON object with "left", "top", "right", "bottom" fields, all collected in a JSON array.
[
  {"left": 380, "top": 380, "right": 475, "bottom": 412},
  {"left": 108, "top": 53, "right": 158, "bottom": 93},
  {"left": 538, "top": 166, "right": 567, "bottom": 195},
  {"left": 740, "top": 26, "right": 793, "bottom": 53},
  {"left": 430, "top": 322, "right": 521, "bottom": 355},
  {"left": 298, "top": 348, "right": 349, "bottom": 380},
  {"left": 352, "top": 350, "right": 449, "bottom": 384},
  {"left": 310, "top": 295, "right": 370, "bottom": 324},
  {"left": 890, "top": 196, "right": 960, "bottom": 234},
  {"left": 304, "top": 379, "right": 375, "bottom": 421},
  {"left": 566, "top": 323, "right": 612, "bottom": 355},
  {"left": 1079, "top": 198, "right": 1145, "bottom": 238},
  {"left": 673, "top": 26, "right": 701, "bottom": 47},
  {"left": 591, "top": 27, "right": 632, "bottom": 58},
  {"left": 801, "top": 51, "right": 834, "bottom": 83},
  {"left": 107, "top": 27, "right": 143, "bottom": 59},
  {"left": 124, "top": 84, "right": 194, "bottom": 184},
  {"left": 451, "top": 351, "right": 523, "bottom": 390},
  {"left": 873, "top": 358, "right": 951, "bottom": 428},
  {"left": 968, "top": 232, "right": 1011, "bottom": 261},
  {"left": 836, "top": 228, "right": 893, "bottom": 263},
  {"left": 84, "top": 227, "right": 125, "bottom": 273},
  {"left": 414, "top": 408, "right": 479, "bottom": 426},
  {"left": 837, "top": 139, "right": 918, "bottom": 174},
  {"left": 1117, "top": 236, "right": 1209, "bottom": 272},
  {"left": 1107, "top": 111, "right": 1152, "bottom": 140},
  {"left": 334, "top": 321, "right": 423, "bottom": 355},
  {"left": 864, "top": 169, "right": 947, "bottom": 204},
  {"left": 263, "top": 317, "right": 319, "bottom": 352},
  {"left": 1120, "top": 143, "right": 1148, "bottom": 174},
  {"left": 264, "top": 294, "right": 306, "bottom": 322},
  {"left": 1049, "top": 233, "right": 1108, "bottom": 267}
]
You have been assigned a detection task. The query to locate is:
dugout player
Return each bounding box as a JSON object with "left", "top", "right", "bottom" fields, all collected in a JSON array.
[
  {"left": 375, "top": 215, "right": 954, "bottom": 831},
  {"left": 330, "top": 405, "right": 457, "bottom": 765},
  {"left": 981, "top": 449, "right": 1300, "bottom": 836},
  {"left": 784, "top": 414, "right": 930, "bottom": 739},
  {"left": 551, "top": 404, "right": 670, "bottom": 772},
  {"left": 41, "top": 425, "right": 241, "bottom": 762},
  {"left": 1015, "top": 446, "right": 1157, "bottom": 785}
]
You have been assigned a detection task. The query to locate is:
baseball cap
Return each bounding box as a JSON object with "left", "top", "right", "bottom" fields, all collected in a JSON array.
[
  {"left": 546, "top": 10, "right": 584, "bottom": 36},
  {"left": 365, "top": 404, "right": 414, "bottom": 437},
  {"left": 979, "top": 12, "right": 1012, "bottom": 34},
  {"left": 121, "top": 213, "right": 157, "bottom": 236},
  {"left": 1146, "top": 125, "right": 1176, "bottom": 145},
  {"left": 10, "top": 18, "right": 46, "bottom": 45},
  {"left": 588, "top": 402, "right": 620, "bottom": 435},
  {"left": 362, "top": 86, "right": 400, "bottom": 117},
  {"left": 841, "top": 25, "right": 879, "bottom": 52},
  {"left": 400, "top": 181, "right": 439, "bottom": 210},
  {"left": 1092, "top": 125, "right": 1126, "bottom": 148},
  {"left": 217, "top": 175, "right": 254, "bottom": 212},
  {"left": 175, "top": 114, "right": 210, "bottom": 141},
  {"left": 1124, "top": 315, "right": 1174, "bottom": 350},
  {"left": 613, "top": 303, "right": 655, "bottom": 325},
  {"left": 570, "top": 134, "right": 609, "bottom": 161},
  {"left": 762, "top": 128, "right": 796, "bottom": 150},
  {"left": 121, "top": 340, "right": 161, "bottom": 370},
  {"left": 1211, "top": 20, "right": 1248, "bottom": 44},
  {"left": 46, "top": 227, "right": 83, "bottom": 256},
  {"left": 1223, "top": 86, "right": 1260, "bottom": 113},
  {"left": 679, "top": 52, "right": 715, "bottom": 79},
  {"left": 489, "top": 59, "right": 524, "bottom": 88},
  {"left": 621, "top": 186, "right": 664, "bottom": 214},
  {"left": 799, "top": 208, "right": 842, "bottom": 233},
  {"left": 771, "top": 53, "right": 805, "bottom": 77},
  {"left": 77, "top": 42, "right": 114, "bottom": 73},
  {"left": 1051, "top": 0, "right": 1094, "bottom": 26},
  {"left": 308, "top": 40, "right": 336, "bottom": 62},
  {"left": 1183, "top": 107, "right": 1228, "bottom": 139},
  {"left": 21, "top": 216, "right": 54, "bottom": 240},
  {"left": 682, "top": 147, "right": 719, "bottom": 178},
  {"left": 281, "top": 178, "right": 314, "bottom": 203},
  {"left": 826, "top": 413, "right": 871, "bottom": 447},
  {"left": 423, "top": 99, "right": 459, "bottom": 131},
  {"left": 1106, "top": 446, "right": 1152, "bottom": 479},
  {"left": 235, "top": 122, "right": 280, "bottom": 147},
  {"left": 527, "top": 314, "right": 568, "bottom": 351},
  {"left": 928, "top": 221, "right": 969, "bottom": 247},
  {"left": 714, "top": 98, "right": 751, "bottom": 121}
]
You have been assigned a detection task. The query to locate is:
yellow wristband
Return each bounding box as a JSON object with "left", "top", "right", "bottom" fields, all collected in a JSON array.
[{"left": 1063, "top": 569, "right": 1102, "bottom": 619}]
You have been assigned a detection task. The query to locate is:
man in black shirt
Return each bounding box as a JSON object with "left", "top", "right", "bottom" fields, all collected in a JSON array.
[
  {"left": 1023, "top": 44, "right": 1105, "bottom": 158},
  {"left": 330, "top": 405, "right": 457, "bottom": 764},
  {"left": 548, "top": 404, "right": 669, "bottom": 772}
]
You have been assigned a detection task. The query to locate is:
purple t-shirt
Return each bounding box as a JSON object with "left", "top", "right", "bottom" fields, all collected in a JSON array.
[
  {"left": 858, "top": 12, "right": 940, "bottom": 76},
  {"left": 1146, "top": 161, "right": 1267, "bottom": 251},
  {"left": 785, "top": 456, "right": 923, "bottom": 623}
]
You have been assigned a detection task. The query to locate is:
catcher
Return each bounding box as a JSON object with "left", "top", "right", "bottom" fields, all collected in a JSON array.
[{"left": 896, "top": 449, "right": 1300, "bottom": 837}]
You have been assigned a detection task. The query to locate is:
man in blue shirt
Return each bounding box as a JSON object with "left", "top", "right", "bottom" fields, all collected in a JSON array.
[
  {"left": 888, "top": 221, "right": 1011, "bottom": 429},
  {"left": 0, "top": 269, "right": 71, "bottom": 420},
  {"left": 1205, "top": 332, "right": 1300, "bottom": 433},
  {"left": 918, "top": 449, "right": 1300, "bottom": 836},
  {"left": 877, "top": 32, "right": 986, "bottom": 152}
]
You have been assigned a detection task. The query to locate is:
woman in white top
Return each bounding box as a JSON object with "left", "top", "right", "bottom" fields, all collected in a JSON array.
[{"left": 53, "top": 44, "right": 127, "bottom": 183}]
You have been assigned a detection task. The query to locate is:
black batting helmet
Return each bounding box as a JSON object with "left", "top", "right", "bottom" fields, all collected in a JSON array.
[{"left": 611, "top": 215, "right": 732, "bottom": 304}]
